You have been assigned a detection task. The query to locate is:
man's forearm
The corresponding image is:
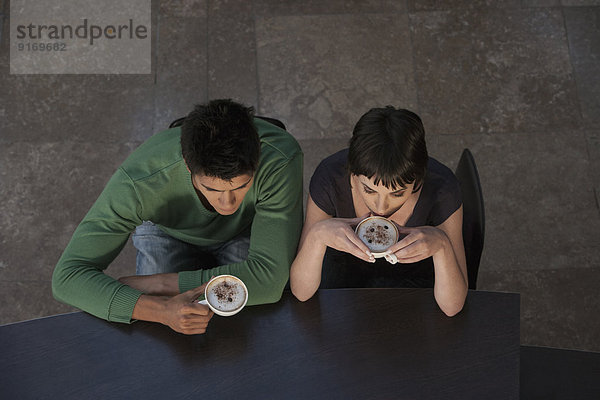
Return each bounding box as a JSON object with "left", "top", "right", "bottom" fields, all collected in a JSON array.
[
  {"left": 131, "top": 294, "right": 170, "bottom": 324},
  {"left": 119, "top": 273, "right": 180, "bottom": 296}
]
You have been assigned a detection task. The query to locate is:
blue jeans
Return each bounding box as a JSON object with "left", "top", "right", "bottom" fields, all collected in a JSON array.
[{"left": 132, "top": 221, "right": 251, "bottom": 275}]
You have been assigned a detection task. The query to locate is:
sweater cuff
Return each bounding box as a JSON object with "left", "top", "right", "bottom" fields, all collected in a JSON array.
[
  {"left": 107, "top": 285, "right": 144, "bottom": 323},
  {"left": 178, "top": 270, "right": 205, "bottom": 294}
]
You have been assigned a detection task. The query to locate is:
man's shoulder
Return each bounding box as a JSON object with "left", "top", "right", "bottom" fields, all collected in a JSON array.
[
  {"left": 255, "top": 118, "right": 302, "bottom": 163},
  {"left": 120, "top": 128, "right": 184, "bottom": 181}
]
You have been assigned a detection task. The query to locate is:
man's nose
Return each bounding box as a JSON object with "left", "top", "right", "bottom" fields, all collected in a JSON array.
[{"left": 220, "top": 191, "right": 235, "bottom": 205}]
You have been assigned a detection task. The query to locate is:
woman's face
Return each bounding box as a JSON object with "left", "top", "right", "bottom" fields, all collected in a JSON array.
[{"left": 352, "top": 174, "right": 415, "bottom": 218}]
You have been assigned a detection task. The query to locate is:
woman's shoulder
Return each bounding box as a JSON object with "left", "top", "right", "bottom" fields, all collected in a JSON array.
[
  {"left": 312, "top": 148, "right": 348, "bottom": 182},
  {"left": 413, "top": 157, "right": 462, "bottom": 226},
  {"left": 426, "top": 157, "right": 459, "bottom": 190},
  {"left": 310, "top": 148, "right": 351, "bottom": 216},
  {"left": 316, "top": 148, "right": 348, "bottom": 170}
]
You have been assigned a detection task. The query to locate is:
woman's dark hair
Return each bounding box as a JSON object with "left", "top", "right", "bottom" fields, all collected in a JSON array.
[
  {"left": 348, "top": 106, "right": 428, "bottom": 191},
  {"left": 180, "top": 99, "right": 260, "bottom": 180}
]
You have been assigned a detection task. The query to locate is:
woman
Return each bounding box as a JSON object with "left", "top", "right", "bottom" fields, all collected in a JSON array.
[{"left": 290, "top": 107, "right": 468, "bottom": 316}]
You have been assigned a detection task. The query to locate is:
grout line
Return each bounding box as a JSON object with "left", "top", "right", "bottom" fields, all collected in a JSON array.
[
  {"left": 253, "top": 13, "right": 261, "bottom": 112},
  {"left": 153, "top": 12, "right": 159, "bottom": 85},
  {"left": 406, "top": 0, "right": 421, "bottom": 115},
  {"left": 560, "top": 6, "right": 586, "bottom": 127},
  {"left": 0, "top": 128, "right": 592, "bottom": 147},
  {"left": 205, "top": 0, "right": 210, "bottom": 102},
  {"left": 0, "top": 139, "right": 146, "bottom": 147},
  {"left": 151, "top": 4, "right": 161, "bottom": 136}
]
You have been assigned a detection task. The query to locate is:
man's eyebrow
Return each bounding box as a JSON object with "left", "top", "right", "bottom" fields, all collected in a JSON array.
[{"left": 201, "top": 177, "right": 252, "bottom": 192}]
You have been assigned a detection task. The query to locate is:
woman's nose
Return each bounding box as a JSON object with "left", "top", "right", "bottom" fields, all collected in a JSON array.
[{"left": 374, "top": 196, "right": 388, "bottom": 214}]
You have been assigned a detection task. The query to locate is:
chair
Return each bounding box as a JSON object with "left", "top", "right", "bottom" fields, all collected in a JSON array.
[
  {"left": 169, "top": 115, "right": 286, "bottom": 130},
  {"left": 454, "top": 149, "right": 485, "bottom": 290}
]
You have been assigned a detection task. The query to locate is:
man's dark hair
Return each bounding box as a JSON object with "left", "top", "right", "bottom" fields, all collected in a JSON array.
[
  {"left": 348, "top": 106, "right": 428, "bottom": 191},
  {"left": 180, "top": 99, "right": 260, "bottom": 180}
]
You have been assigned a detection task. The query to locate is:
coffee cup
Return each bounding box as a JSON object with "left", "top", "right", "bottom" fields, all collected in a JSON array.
[
  {"left": 198, "top": 275, "right": 248, "bottom": 316},
  {"left": 355, "top": 216, "right": 399, "bottom": 258}
]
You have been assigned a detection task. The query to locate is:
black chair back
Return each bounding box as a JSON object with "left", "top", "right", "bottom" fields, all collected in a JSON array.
[
  {"left": 169, "top": 116, "right": 286, "bottom": 130},
  {"left": 454, "top": 149, "right": 485, "bottom": 290}
]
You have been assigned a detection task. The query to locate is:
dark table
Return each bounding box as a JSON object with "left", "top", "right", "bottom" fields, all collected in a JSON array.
[
  {"left": 0, "top": 289, "right": 520, "bottom": 399},
  {"left": 520, "top": 345, "right": 600, "bottom": 399}
]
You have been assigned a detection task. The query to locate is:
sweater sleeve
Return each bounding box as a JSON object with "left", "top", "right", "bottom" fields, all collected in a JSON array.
[
  {"left": 178, "top": 151, "right": 304, "bottom": 305},
  {"left": 52, "top": 168, "right": 144, "bottom": 323}
]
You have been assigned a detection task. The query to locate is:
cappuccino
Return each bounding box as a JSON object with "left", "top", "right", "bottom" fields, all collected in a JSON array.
[
  {"left": 204, "top": 275, "right": 248, "bottom": 315},
  {"left": 355, "top": 216, "right": 399, "bottom": 256}
]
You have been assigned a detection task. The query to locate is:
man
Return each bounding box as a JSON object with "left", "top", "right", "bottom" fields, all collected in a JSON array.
[{"left": 52, "top": 99, "right": 303, "bottom": 334}]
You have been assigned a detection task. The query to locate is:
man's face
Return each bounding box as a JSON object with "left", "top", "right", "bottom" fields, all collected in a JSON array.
[{"left": 191, "top": 173, "right": 254, "bottom": 215}]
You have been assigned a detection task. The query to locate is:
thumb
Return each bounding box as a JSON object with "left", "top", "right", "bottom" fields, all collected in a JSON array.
[
  {"left": 346, "top": 213, "right": 371, "bottom": 226},
  {"left": 182, "top": 281, "right": 209, "bottom": 302},
  {"left": 396, "top": 225, "right": 416, "bottom": 233}
]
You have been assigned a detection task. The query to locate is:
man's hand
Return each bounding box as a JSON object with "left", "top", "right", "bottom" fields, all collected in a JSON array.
[
  {"left": 162, "top": 284, "right": 214, "bottom": 335},
  {"left": 131, "top": 283, "right": 214, "bottom": 335}
]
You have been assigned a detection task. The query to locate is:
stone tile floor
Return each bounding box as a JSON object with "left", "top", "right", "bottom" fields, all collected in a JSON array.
[{"left": 1, "top": 0, "right": 599, "bottom": 351}]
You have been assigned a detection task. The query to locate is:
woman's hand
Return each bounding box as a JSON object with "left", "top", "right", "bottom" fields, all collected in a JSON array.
[
  {"left": 383, "top": 226, "right": 449, "bottom": 264},
  {"left": 383, "top": 209, "right": 468, "bottom": 317},
  {"left": 313, "top": 216, "right": 375, "bottom": 263}
]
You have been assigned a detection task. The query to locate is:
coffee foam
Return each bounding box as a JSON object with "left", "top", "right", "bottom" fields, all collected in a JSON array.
[
  {"left": 205, "top": 276, "right": 247, "bottom": 312},
  {"left": 355, "top": 216, "right": 399, "bottom": 253}
]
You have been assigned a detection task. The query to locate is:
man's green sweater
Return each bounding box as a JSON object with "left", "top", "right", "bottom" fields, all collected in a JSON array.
[{"left": 52, "top": 118, "right": 303, "bottom": 323}]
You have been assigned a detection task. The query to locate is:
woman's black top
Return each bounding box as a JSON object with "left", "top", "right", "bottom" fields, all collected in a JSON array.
[{"left": 309, "top": 149, "right": 462, "bottom": 288}]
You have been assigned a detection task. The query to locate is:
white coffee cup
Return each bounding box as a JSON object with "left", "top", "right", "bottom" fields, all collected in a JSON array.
[
  {"left": 198, "top": 275, "right": 248, "bottom": 316},
  {"left": 355, "top": 216, "right": 399, "bottom": 258}
]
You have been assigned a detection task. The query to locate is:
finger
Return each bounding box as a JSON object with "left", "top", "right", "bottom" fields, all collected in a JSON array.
[
  {"left": 176, "top": 318, "right": 211, "bottom": 334},
  {"left": 184, "top": 313, "right": 214, "bottom": 325},
  {"left": 394, "top": 241, "right": 427, "bottom": 260},
  {"left": 342, "top": 237, "right": 375, "bottom": 262},
  {"left": 346, "top": 229, "right": 373, "bottom": 257},
  {"left": 341, "top": 213, "right": 371, "bottom": 227},
  {"left": 395, "top": 254, "right": 429, "bottom": 264},
  {"left": 357, "top": 212, "right": 371, "bottom": 220},
  {"left": 181, "top": 327, "right": 209, "bottom": 335},
  {"left": 385, "top": 253, "right": 398, "bottom": 264},
  {"left": 396, "top": 226, "right": 417, "bottom": 234},
  {"left": 181, "top": 282, "right": 211, "bottom": 302},
  {"left": 385, "top": 233, "right": 419, "bottom": 254},
  {"left": 184, "top": 302, "right": 213, "bottom": 316}
]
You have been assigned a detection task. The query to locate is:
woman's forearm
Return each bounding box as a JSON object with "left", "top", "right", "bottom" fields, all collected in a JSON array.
[
  {"left": 290, "top": 226, "right": 329, "bottom": 302},
  {"left": 432, "top": 235, "right": 468, "bottom": 317}
]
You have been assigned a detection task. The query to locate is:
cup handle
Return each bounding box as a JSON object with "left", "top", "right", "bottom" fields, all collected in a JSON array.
[{"left": 198, "top": 299, "right": 208, "bottom": 306}]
